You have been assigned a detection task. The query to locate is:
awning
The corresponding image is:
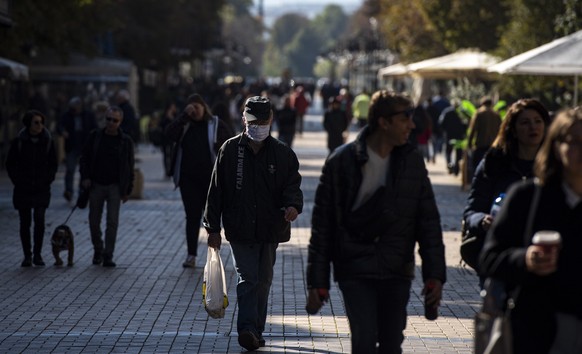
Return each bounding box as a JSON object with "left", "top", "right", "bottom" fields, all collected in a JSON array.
[{"left": 0, "top": 57, "right": 29, "bottom": 80}]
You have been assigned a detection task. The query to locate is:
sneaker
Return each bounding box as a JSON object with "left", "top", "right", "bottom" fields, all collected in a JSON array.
[
  {"left": 21, "top": 257, "right": 32, "bottom": 267},
  {"left": 102, "top": 259, "right": 116, "bottom": 267},
  {"left": 238, "top": 330, "right": 259, "bottom": 351},
  {"left": 63, "top": 191, "right": 72, "bottom": 202},
  {"left": 182, "top": 255, "right": 196, "bottom": 268},
  {"left": 32, "top": 256, "right": 45, "bottom": 266}
]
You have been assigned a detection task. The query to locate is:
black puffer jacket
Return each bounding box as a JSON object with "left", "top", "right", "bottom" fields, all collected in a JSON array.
[
  {"left": 6, "top": 128, "right": 58, "bottom": 209},
  {"left": 463, "top": 148, "right": 534, "bottom": 238},
  {"left": 307, "top": 127, "right": 446, "bottom": 289}
]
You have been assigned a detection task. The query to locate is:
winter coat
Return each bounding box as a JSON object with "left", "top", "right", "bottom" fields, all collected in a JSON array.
[
  {"left": 463, "top": 148, "right": 535, "bottom": 238},
  {"left": 165, "top": 112, "right": 232, "bottom": 188},
  {"left": 203, "top": 134, "right": 303, "bottom": 244},
  {"left": 323, "top": 108, "right": 349, "bottom": 152},
  {"left": 307, "top": 127, "right": 446, "bottom": 289},
  {"left": 6, "top": 128, "right": 58, "bottom": 209},
  {"left": 79, "top": 128, "right": 135, "bottom": 197},
  {"left": 480, "top": 179, "right": 582, "bottom": 353}
]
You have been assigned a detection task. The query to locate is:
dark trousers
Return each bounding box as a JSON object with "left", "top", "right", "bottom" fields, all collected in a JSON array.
[
  {"left": 18, "top": 207, "right": 46, "bottom": 258},
  {"left": 88, "top": 184, "right": 121, "bottom": 260},
  {"left": 179, "top": 182, "right": 207, "bottom": 256},
  {"left": 230, "top": 242, "right": 278, "bottom": 337},
  {"left": 339, "top": 278, "right": 411, "bottom": 354}
]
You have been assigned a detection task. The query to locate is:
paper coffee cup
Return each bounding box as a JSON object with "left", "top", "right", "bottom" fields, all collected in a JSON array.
[{"left": 532, "top": 231, "right": 561, "bottom": 252}]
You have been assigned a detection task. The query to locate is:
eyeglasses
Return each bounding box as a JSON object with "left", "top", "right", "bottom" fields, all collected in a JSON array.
[
  {"left": 32, "top": 120, "right": 44, "bottom": 125},
  {"left": 106, "top": 117, "right": 120, "bottom": 123},
  {"left": 388, "top": 107, "right": 415, "bottom": 119}
]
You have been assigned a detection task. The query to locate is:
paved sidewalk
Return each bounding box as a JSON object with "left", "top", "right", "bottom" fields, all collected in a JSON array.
[{"left": 0, "top": 115, "right": 480, "bottom": 353}]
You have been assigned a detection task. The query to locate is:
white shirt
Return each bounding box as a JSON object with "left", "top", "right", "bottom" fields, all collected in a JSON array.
[{"left": 352, "top": 146, "right": 389, "bottom": 210}]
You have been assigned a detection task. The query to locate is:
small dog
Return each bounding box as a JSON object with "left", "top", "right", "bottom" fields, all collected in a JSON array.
[{"left": 51, "top": 224, "right": 74, "bottom": 266}]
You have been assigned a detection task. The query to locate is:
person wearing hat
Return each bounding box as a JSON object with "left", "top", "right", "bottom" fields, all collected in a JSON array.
[
  {"left": 165, "top": 93, "right": 233, "bottom": 268},
  {"left": 6, "top": 110, "right": 58, "bottom": 267},
  {"left": 204, "top": 96, "right": 303, "bottom": 351}
]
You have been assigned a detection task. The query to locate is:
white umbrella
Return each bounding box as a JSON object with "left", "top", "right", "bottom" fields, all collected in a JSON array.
[
  {"left": 378, "top": 49, "right": 500, "bottom": 80},
  {"left": 407, "top": 49, "right": 500, "bottom": 79},
  {"left": 488, "top": 29, "right": 582, "bottom": 104}
]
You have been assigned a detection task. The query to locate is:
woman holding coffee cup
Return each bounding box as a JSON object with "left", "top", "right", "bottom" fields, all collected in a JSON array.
[{"left": 480, "top": 107, "right": 582, "bottom": 354}]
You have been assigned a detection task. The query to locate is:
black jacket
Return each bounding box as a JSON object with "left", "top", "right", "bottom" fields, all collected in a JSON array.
[
  {"left": 79, "top": 129, "right": 135, "bottom": 196},
  {"left": 480, "top": 179, "right": 582, "bottom": 353},
  {"left": 57, "top": 109, "right": 97, "bottom": 152},
  {"left": 307, "top": 127, "right": 446, "bottom": 289},
  {"left": 165, "top": 113, "right": 232, "bottom": 187},
  {"left": 463, "top": 148, "right": 534, "bottom": 238},
  {"left": 203, "top": 134, "right": 303, "bottom": 244},
  {"left": 6, "top": 128, "right": 58, "bottom": 209}
]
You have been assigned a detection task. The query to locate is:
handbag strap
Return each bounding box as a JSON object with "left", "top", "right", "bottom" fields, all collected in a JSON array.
[
  {"left": 524, "top": 180, "right": 542, "bottom": 244},
  {"left": 507, "top": 180, "right": 542, "bottom": 310}
]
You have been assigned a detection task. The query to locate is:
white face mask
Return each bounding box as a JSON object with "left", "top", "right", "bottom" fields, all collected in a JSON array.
[{"left": 245, "top": 124, "right": 270, "bottom": 141}]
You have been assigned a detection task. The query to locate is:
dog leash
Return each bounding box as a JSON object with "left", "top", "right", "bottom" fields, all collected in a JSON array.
[{"left": 63, "top": 205, "right": 77, "bottom": 225}]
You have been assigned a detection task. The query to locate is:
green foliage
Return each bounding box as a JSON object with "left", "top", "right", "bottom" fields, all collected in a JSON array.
[
  {"left": 264, "top": 4, "right": 349, "bottom": 78},
  {"left": 270, "top": 13, "right": 310, "bottom": 50},
  {"left": 285, "top": 26, "right": 323, "bottom": 77},
  {"left": 0, "top": 0, "right": 225, "bottom": 69}
]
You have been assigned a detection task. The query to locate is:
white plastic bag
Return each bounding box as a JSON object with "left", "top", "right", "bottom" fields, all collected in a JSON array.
[{"left": 202, "top": 247, "right": 229, "bottom": 319}]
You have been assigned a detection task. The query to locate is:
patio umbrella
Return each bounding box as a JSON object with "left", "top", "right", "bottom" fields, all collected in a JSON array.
[
  {"left": 488, "top": 29, "right": 582, "bottom": 105},
  {"left": 377, "top": 49, "right": 500, "bottom": 80}
]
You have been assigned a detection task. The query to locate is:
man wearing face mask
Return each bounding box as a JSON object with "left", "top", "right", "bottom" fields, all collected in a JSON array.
[{"left": 203, "top": 96, "right": 303, "bottom": 351}]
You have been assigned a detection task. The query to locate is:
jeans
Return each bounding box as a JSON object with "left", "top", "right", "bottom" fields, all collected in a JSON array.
[
  {"left": 179, "top": 181, "right": 207, "bottom": 256},
  {"left": 230, "top": 242, "right": 278, "bottom": 337},
  {"left": 89, "top": 183, "right": 121, "bottom": 260},
  {"left": 18, "top": 207, "right": 46, "bottom": 258},
  {"left": 339, "top": 278, "right": 412, "bottom": 354},
  {"left": 64, "top": 149, "right": 82, "bottom": 196}
]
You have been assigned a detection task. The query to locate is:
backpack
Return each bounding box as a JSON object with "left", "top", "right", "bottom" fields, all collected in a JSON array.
[{"left": 459, "top": 219, "right": 483, "bottom": 271}]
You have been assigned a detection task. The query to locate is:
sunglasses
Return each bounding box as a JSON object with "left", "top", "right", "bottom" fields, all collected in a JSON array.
[
  {"left": 32, "top": 120, "right": 44, "bottom": 125},
  {"left": 106, "top": 117, "right": 120, "bottom": 123},
  {"left": 388, "top": 108, "right": 415, "bottom": 118}
]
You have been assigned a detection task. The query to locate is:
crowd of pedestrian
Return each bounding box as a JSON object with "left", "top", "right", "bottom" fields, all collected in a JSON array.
[{"left": 5, "top": 79, "right": 582, "bottom": 353}]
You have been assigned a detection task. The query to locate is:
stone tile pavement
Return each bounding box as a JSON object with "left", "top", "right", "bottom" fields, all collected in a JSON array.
[{"left": 0, "top": 115, "right": 481, "bottom": 353}]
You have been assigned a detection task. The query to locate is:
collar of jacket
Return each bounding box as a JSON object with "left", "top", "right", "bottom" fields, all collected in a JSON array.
[
  {"left": 353, "top": 126, "right": 414, "bottom": 166},
  {"left": 18, "top": 127, "right": 52, "bottom": 142}
]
